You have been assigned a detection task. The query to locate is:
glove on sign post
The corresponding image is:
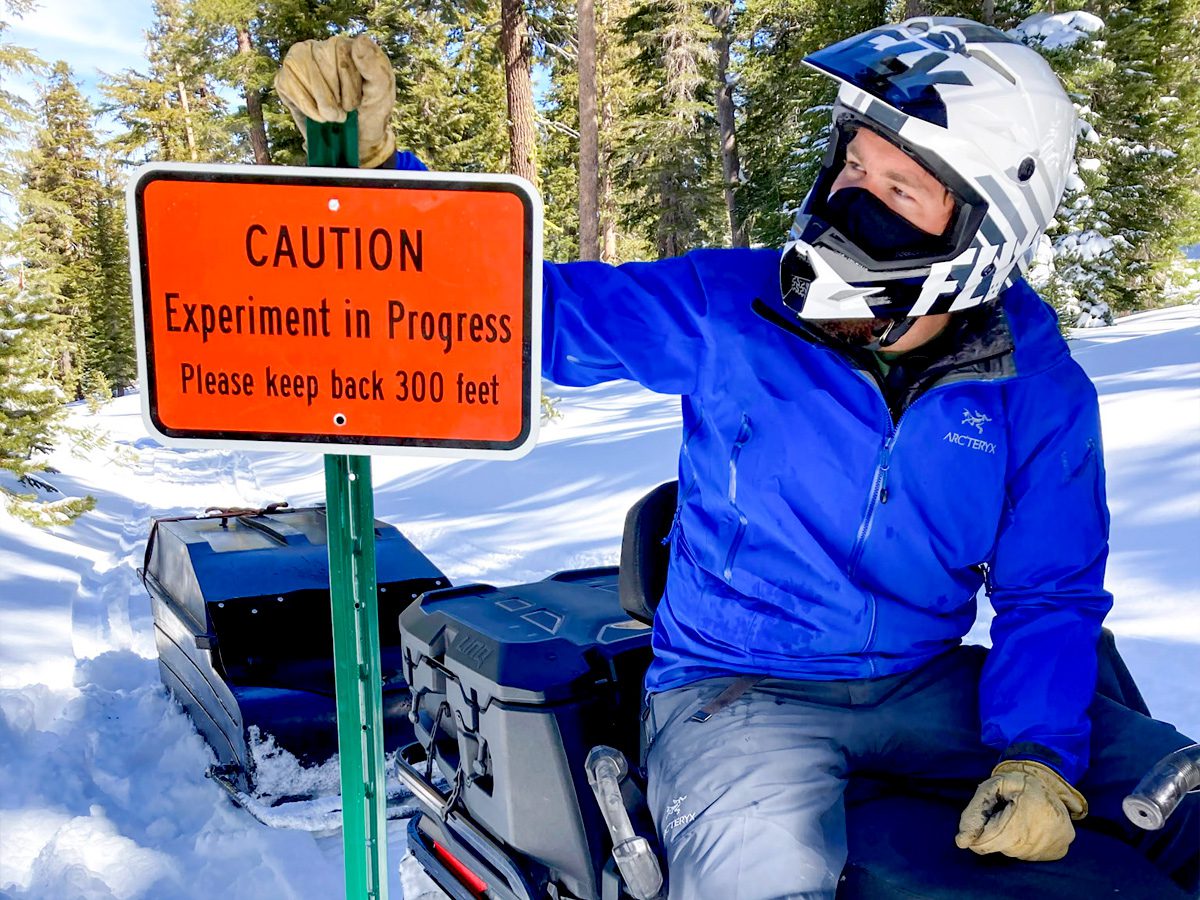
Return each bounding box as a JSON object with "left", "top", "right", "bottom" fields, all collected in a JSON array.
[{"left": 127, "top": 163, "right": 542, "bottom": 458}]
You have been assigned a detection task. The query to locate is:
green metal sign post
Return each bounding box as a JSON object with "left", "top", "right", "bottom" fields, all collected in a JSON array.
[
  {"left": 307, "top": 113, "right": 389, "bottom": 900},
  {"left": 129, "top": 101, "right": 541, "bottom": 900}
]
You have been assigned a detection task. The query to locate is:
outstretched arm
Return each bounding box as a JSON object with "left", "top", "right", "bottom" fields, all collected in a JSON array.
[
  {"left": 274, "top": 35, "right": 735, "bottom": 397},
  {"left": 541, "top": 255, "right": 718, "bottom": 394}
]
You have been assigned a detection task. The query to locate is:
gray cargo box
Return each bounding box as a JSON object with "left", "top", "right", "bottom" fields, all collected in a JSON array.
[{"left": 399, "top": 567, "right": 653, "bottom": 899}]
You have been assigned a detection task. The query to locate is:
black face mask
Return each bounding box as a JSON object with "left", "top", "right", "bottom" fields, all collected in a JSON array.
[{"left": 822, "top": 187, "right": 949, "bottom": 261}]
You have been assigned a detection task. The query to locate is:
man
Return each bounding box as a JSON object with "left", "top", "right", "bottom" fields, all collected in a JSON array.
[{"left": 277, "top": 19, "right": 1198, "bottom": 898}]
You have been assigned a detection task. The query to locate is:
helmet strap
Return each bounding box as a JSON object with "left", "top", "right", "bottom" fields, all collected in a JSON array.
[{"left": 867, "top": 315, "right": 920, "bottom": 352}]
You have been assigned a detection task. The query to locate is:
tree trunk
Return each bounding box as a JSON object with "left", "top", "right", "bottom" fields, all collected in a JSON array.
[
  {"left": 237, "top": 26, "right": 272, "bottom": 165},
  {"left": 158, "top": 92, "right": 181, "bottom": 161},
  {"left": 600, "top": 160, "right": 618, "bottom": 261},
  {"left": 981, "top": 0, "right": 995, "bottom": 25},
  {"left": 598, "top": 0, "right": 619, "bottom": 262},
  {"left": 577, "top": 0, "right": 600, "bottom": 260},
  {"left": 500, "top": 0, "right": 538, "bottom": 185},
  {"left": 711, "top": 1, "right": 747, "bottom": 247},
  {"left": 905, "top": 0, "right": 926, "bottom": 18},
  {"left": 658, "top": 171, "right": 680, "bottom": 259},
  {"left": 175, "top": 62, "right": 197, "bottom": 162}
]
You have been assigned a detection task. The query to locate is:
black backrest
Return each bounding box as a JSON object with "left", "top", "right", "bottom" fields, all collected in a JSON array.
[{"left": 618, "top": 481, "right": 678, "bottom": 624}]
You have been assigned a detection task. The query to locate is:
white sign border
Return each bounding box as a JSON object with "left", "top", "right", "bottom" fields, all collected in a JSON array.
[{"left": 126, "top": 161, "right": 543, "bottom": 461}]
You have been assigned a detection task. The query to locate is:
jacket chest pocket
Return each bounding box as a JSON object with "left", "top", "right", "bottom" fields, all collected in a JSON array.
[
  {"left": 894, "top": 416, "right": 1009, "bottom": 565},
  {"left": 716, "top": 414, "right": 754, "bottom": 583}
]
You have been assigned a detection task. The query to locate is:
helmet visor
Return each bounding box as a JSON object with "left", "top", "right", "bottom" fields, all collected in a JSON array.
[{"left": 803, "top": 21, "right": 1019, "bottom": 128}]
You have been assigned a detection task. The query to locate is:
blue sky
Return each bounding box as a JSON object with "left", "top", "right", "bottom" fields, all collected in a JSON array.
[
  {"left": 7, "top": 0, "right": 155, "bottom": 106},
  {"left": 7, "top": 2, "right": 552, "bottom": 124}
]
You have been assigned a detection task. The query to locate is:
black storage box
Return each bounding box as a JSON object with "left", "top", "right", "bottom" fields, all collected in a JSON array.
[
  {"left": 399, "top": 567, "right": 653, "bottom": 899},
  {"left": 143, "top": 506, "right": 447, "bottom": 791}
]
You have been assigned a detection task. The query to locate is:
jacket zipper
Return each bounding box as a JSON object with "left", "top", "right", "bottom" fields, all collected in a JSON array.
[
  {"left": 847, "top": 423, "right": 899, "bottom": 578},
  {"left": 722, "top": 414, "right": 753, "bottom": 583},
  {"left": 845, "top": 364, "right": 996, "bottom": 653},
  {"left": 750, "top": 297, "right": 1013, "bottom": 654},
  {"left": 664, "top": 418, "right": 705, "bottom": 550}
]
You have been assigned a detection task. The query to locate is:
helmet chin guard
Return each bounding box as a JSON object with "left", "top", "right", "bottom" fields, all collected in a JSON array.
[{"left": 778, "top": 17, "right": 1077, "bottom": 324}]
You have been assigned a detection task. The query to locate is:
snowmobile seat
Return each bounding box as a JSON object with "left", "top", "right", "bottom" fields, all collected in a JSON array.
[{"left": 838, "top": 791, "right": 1191, "bottom": 899}]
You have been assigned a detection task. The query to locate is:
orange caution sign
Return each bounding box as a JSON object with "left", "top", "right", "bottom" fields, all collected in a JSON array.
[{"left": 127, "top": 163, "right": 542, "bottom": 457}]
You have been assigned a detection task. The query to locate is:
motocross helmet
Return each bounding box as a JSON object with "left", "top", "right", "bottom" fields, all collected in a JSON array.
[{"left": 779, "top": 17, "right": 1076, "bottom": 342}]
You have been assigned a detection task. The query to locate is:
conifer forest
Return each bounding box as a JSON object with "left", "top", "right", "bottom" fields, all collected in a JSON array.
[{"left": 1, "top": 0, "right": 1198, "bottom": 488}]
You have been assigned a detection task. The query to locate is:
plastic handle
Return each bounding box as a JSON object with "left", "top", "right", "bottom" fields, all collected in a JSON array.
[
  {"left": 585, "top": 746, "right": 663, "bottom": 900},
  {"left": 1123, "top": 742, "right": 1200, "bottom": 830},
  {"left": 586, "top": 746, "right": 634, "bottom": 843}
]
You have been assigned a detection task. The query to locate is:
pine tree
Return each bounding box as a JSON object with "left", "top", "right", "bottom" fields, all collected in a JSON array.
[
  {"left": 711, "top": 0, "right": 747, "bottom": 246},
  {"left": 735, "top": 0, "right": 888, "bottom": 247},
  {"left": 101, "top": 0, "right": 236, "bottom": 165},
  {"left": 86, "top": 154, "right": 136, "bottom": 393},
  {"left": 1008, "top": 11, "right": 1118, "bottom": 325},
  {"left": 1006, "top": 2, "right": 1200, "bottom": 316},
  {"left": 619, "top": 0, "right": 725, "bottom": 257},
  {"left": 596, "top": 0, "right": 645, "bottom": 261},
  {"left": 0, "top": 229, "right": 68, "bottom": 476},
  {"left": 20, "top": 61, "right": 104, "bottom": 397},
  {"left": 191, "top": 0, "right": 278, "bottom": 163},
  {"left": 538, "top": 0, "right": 647, "bottom": 261},
  {"left": 0, "top": 1, "right": 65, "bottom": 483},
  {"left": 0, "top": 0, "right": 40, "bottom": 198},
  {"left": 366, "top": 0, "right": 508, "bottom": 174},
  {"left": 539, "top": 24, "right": 583, "bottom": 261},
  {"left": 212, "top": 0, "right": 365, "bottom": 166},
  {"left": 1086, "top": 0, "right": 1200, "bottom": 310}
]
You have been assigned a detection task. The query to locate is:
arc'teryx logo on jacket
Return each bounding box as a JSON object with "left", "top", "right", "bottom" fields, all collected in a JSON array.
[
  {"left": 944, "top": 431, "right": 998, "bottom": 454},
  {"left": 962, "top": 409, "right": 992, "bottom": 433}
]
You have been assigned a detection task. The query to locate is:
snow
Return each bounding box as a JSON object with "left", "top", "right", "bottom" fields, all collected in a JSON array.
[
  {"left": 1078, "top": 120, "right": 1101, "bottom": 144},
  {"left": 2, "top": 306, "right": 1199, "bottom": 898},
  {"left": 1012, "top": 12, "right": 1105, "bottom": 51},
  {"left": 1056, "top": 228, "right": 1116, "bottom": 262}
]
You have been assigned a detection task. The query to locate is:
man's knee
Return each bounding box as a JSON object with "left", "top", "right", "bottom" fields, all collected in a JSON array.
[
  {"left": 663, "top": 814, "right": 842, "bottom": 900},
  {"left": 644, "top": 681, "right": 851, "bottom": 899}
]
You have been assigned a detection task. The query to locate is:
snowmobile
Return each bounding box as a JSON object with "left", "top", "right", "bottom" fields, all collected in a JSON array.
[
  {"left": 142, "top": 491, "right": 1197, "bottom": 895},
  {"left": 393, "top": 481, "right": 1199, "bottom": 900},
  {"left": 141, "top": 503, "right": 449, "bottom": 824}
]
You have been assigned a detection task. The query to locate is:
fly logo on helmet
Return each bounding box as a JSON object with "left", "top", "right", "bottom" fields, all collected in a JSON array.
[{"left": 777, "top": 17, "right": 1077, "bottom": 348}]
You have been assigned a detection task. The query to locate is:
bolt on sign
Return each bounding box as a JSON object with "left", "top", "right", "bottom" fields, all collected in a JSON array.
[{"left": 127, "top": 164, "right": 542, "bottom": 458}]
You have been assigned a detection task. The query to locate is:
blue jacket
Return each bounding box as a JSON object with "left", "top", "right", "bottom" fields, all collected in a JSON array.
[{"left": 543, "top": 248, "right": 1112, "bottom": 782}]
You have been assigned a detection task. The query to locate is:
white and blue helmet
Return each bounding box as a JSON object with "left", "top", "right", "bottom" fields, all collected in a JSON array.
[{"left": 781, "top": 17, "right": 1076, "bottom": 323}]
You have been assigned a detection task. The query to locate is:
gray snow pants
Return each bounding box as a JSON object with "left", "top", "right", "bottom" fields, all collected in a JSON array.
[{"left": 642, "top": 645, "right": 1199, "bottom": 900}]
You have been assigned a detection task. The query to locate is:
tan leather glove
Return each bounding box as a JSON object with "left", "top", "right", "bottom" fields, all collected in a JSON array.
[
  {"left": 955, "top": 759, "right": 1088, "bottom": 861},
  {"left": 274, "top": 34, "right": 396, "bottom": 168}
]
